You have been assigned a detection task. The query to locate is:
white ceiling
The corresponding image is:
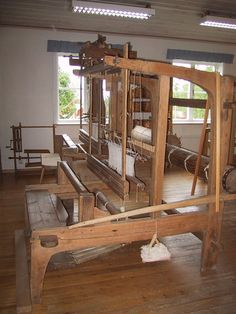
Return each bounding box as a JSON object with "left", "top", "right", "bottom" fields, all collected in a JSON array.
[{"left": 0, "top": 0, "right": 236, "bottom": 44}]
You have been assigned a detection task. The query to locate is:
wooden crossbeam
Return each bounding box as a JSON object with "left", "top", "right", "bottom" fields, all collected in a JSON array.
[
  {"left": 104, "top": 56, "right": 216, "bottom": 96},
  {"left": 169, "top": 97, "right": 207, "bottom": 109},
  {"left": 68, "top": 192, "right": 236, "bottom": 229}
]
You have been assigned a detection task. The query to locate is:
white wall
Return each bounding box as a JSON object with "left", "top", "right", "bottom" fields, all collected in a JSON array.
[
  {"left": 173, "top": 124, "right": 204, "bottom": 152},
  {"left": 0, "top": 27, "right": 236, "bottom": 169}
]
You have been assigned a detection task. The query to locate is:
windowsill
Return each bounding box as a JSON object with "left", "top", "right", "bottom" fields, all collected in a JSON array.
[
  {"left": 56, "top": 120, "right": 87, "bottom": 125},
  {"left": 56, "top": 121, "right": 207, "bottom": 126},
  {"left": 173, "top": 120, "right": 210, "bottom": 125}
]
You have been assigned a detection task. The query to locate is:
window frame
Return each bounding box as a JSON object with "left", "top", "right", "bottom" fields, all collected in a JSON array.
[
  {"left": 172, "top": 60, "right": 223, "bottom": 124},
  {"left": 56, "top": 53, "right": 86, "bottom": 124},
  {"left": 56, "top": 54, "right": 111, "bottom": 125}
]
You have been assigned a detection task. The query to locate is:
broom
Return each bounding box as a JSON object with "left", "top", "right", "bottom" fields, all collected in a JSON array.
[{"left": 140, "top": 233, "right": 171, "bottom": 263}]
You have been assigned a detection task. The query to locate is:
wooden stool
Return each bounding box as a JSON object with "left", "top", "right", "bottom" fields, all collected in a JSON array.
[{"left": 40, "top": 153, "right": 61, "bottom": 183}]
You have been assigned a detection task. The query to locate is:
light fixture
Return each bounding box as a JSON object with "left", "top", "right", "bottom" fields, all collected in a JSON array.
[
  {"left": 200, "top": 15, "right": 236, "bottom": 30},
  {"left": 72, "top": 0, "right": 155, "bottom": 20}
]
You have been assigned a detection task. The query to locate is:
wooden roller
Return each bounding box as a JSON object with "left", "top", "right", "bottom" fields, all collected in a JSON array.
[
  {"left": 93, "top": 188, "right": 120, "bottom": 215},
  {"left": 222, "top": 166, "right": 236, "bottom": 193},
  {"left": 60, "top": 161, "right": 88, "bottom": 193},
  {"left": 166, "top": 143, "right": 209, "bottom": 180},
  {"left": 131, "top": 125, "right": 152, "bottom": 144},
  {"left": 166, "top": 144, "right": 236, "bottom": 193}
]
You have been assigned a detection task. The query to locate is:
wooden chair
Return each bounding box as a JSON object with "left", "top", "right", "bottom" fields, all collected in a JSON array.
[{"left": 39, "top": 153, "right": 61, "bottom": 183}]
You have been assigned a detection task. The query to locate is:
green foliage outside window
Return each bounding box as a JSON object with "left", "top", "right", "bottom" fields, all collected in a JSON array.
[
  {"left": 173, "top": 106, "right": 187, "bottom": 119},
  {"left": 58, "top": 69, "right": 76, "bottom": 119},
  {"left": 192, "top": 85, "right": 207, "bottom": 119},
  {"left": 192, "top": 108, "right": 205, "bottom": 119},
  {"left": 173, "top": 79, "right": 190, "bottom": 99}
]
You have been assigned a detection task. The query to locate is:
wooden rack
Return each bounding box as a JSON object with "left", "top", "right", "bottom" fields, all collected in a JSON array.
[{"left": 6, "top": 123, "right": 56, "bottom": 174}]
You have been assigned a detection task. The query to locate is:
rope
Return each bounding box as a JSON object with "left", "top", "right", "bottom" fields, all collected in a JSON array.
[
  {"left": 149, "top": 219, "right": 159, "bottom": 248},
  {"left": 120, "top": 206, "right": 125, "bottom": 213},
  {"left": 132, "top": 71, "right": 136, "bottom": 130},
  {"left": 131, "top": 138, "right": 137, "bottom": 155},
  {"left": 95, "top": 191, "right": 102, "bottom": 199},
  {"left": 115, "top": 135, "right": 121, "bottom": 145},
  {"left": 184, "top": 154, "right": 194, "bottom": 174},
  {"left": 104, "top": 201, "right": 109, "bottom": 209},
  {"left": 139, "top": 73, "right": 142, "bottom": 124},
  {"left": 203, "top": 163, "right": 209, "bottom": 180},
  {"left": 167, "top": 148, "right": 177, "bottom": 166},
  {"left": 130, "top": 133, "right": 143, "bottom": 161},
  {"left": 222, "top": 166, "right": 235, "bottom": 190}
]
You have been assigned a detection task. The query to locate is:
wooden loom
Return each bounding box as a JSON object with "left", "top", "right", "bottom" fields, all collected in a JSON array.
[
  {"left": 15, "top": 43, "right": 236, "bottom": 311},
  {"left": 74, "top": 43, "right": 162, "bottom": 200}
]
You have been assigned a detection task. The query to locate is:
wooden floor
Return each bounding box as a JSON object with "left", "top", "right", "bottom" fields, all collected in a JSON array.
[{"left": 0, "top": 171, "right": 236, "bottom": 313}]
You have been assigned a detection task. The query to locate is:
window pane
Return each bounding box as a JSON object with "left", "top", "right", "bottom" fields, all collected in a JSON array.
[
  {"left": 173, "top": 106, "right": 188, "bottom": 120},
  {"left": 173, "top": 78, "right": 191, "bottom": 98},
  {"left": 172, "top": 63, "right": 191, "bottom": 120},
  {"left": 195, "top": 64, "right": 215, "bottom": 72},
  {"left": 59, "top": 86, "right": 80, "bottom": 119},
  {"left": 172, "top": 61, "right": 218, "bottom": 122},
  {"left": 172, "top": 63, "right": 191, "bottom": 99},
  {"left": 192, "top": 108, "right": 205, "bottom": 120},
  {"left": 103, "top": 80, "right": 110, "bottom": 121},
  {"left": 193, "top": 85, "right": 207, "bottom": 100},
  {"left": 58, "top": 56, "right": 81, "bottom": 120},
  {"left": 173, "top": 62, "right": 191, "bottom": 68},
  {"left": 193, "top": 64, "right": 214, "bottom": 101}
]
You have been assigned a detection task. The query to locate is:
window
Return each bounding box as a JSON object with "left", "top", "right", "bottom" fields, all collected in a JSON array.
[
  {"left": 57, "top": 55, "right": 86, "bottom": 123},
  {"left": 172, "top": 61, "right": 222, "bottom": 122},
  {"left": 57, "top": 55, "right": 111, "bottom": 124}
]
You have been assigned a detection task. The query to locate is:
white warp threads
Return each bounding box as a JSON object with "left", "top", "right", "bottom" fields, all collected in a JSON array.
[{"left": 108, "top": 141, "right": 135, "bottom": 177}]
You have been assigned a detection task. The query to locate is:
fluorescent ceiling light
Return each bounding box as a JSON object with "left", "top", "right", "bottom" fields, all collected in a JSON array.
[
  {"left": 72, "top": 0, "right": 155, "bottom": 20},
  {"left": 200, "top": 15, "right": 236, "bottom": 30}
]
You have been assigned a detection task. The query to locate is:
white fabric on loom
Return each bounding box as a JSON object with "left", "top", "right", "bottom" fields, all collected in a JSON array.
[
  {"left": 108, "top": 142, "right": 135, "bottom": 177},
  {"left": 131, "top": 125, "right": 152, "bottom": 144}
]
